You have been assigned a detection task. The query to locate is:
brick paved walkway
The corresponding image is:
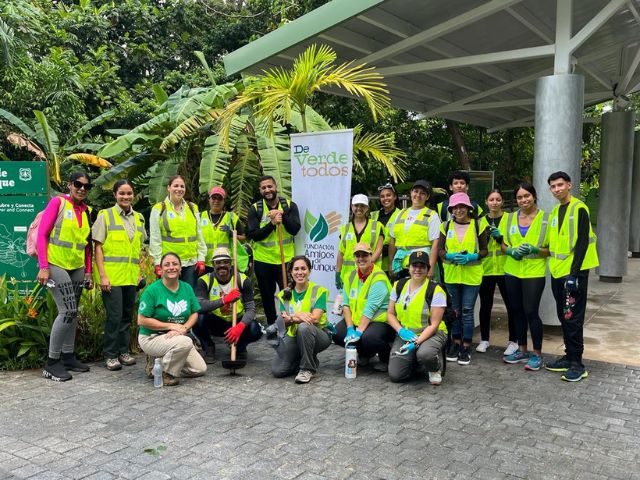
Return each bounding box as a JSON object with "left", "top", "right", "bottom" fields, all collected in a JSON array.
[{"left": 1, "top": 341, "right": 639, "bottom": 480}]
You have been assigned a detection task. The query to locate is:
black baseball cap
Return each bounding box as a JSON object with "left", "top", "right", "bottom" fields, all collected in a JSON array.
[{"left": 409, "top": 250, "right": 429, "bottom": 265}]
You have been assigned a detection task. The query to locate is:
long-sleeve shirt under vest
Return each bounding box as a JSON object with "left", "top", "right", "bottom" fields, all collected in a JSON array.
[
  {"left": 196, "top": 274, "right": 256, "bottom": 325},
  {"left": 557, "top": 202, "right": 589, "bottom": 277},
  {"left": 246, "top": 198, "right": 301, "bottom": 242}
]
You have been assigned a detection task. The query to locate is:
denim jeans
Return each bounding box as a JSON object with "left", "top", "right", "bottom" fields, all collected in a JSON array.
[{"left": 445, "top": 283, "right": 480, "bottom": 343}]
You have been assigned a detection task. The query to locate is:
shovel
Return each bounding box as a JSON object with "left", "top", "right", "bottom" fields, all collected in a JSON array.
[{"left": 221, "top": 229, "right": 247, "bottom": 375}]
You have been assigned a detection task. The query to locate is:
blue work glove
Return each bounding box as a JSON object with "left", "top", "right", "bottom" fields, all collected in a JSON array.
[
  {"left": 454, "top": 253, "right": 467, "bottom": 265},
  {"left": 517, "top": 243, "right": 531, "bottom": 256},
  {"left": 344, "top": 327, "right": 362, "bottom": 344},
  {"left": 444, "top": 252, "right": 457, "bottom": 262},
  {"left": 528, "top": 245, "right": 540, "bottom": 255},
  {"left": 325, "top": 322, "right": 337, "bottom": 337},
  {"left": 565, "top": 275, "right": 579, "bottom": 294},
  {"left": 506, "top": 247, "right": 523, "bottom": 260},
  {"left": 489, "top": 226, "right": 502, "bottom": 239},
  {"left": 398, "top": 327, "right": 417, "bottom": 342},
  {"left": 398, "top": 341, "right": 417, "bottom": 356},
  {"left": 335, "top": 271, "right": 343, "bottom": 290}
]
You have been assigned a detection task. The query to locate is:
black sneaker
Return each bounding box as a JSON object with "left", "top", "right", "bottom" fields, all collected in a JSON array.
[
  {"left": 203, "top": 345, "right": 216, "bottom": 364},
  {"left": 545, "top": 356, "right": 571, "bottom": 372},
  {"left": 446, "top": 343, "right": 460, "bottom": 362},
  {"left": 561, "top": 364, "right": 588, "bottom": 382},
  {"left": 43, "top": 359, "right": 72, "bottom": 382},
  {"left": 457, "top": 346, "right": 471, "bottom": 365},
  {"left": 61, "top": 353, "right": 90, "bottom": 372}
]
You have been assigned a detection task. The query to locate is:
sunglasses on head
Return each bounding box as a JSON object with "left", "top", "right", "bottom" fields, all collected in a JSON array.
[
  {"left": 378, "top": 182, "right": 395, "bottom": 192},
  {"left": 73, "top": 180, "right": 93, "bottom": 191}
]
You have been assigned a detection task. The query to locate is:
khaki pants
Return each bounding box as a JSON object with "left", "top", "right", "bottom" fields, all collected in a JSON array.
[
  {"left": 388, "top": 331, "right": 446, "bottom": 383},
  {"left": 138, "top": 333, "right": 207, "bottom": 378}
]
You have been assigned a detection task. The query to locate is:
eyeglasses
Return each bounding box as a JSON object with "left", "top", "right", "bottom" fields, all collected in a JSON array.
[
  {"left": 354, "top": 252, "right": 371, "bottom": 258},
  {"left": 73, "top": 180, "right": 93, "bottom": 191},
  {"left": 378, "top": 182, "right": 395, "bottom": 192}
]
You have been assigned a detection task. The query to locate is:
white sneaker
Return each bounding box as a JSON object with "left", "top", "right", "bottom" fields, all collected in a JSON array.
[
  {"left": 294, "top": 370, "right": 313, "bottom": 384},
  {"left": 504, "top": 341, "right": 518, "bottom": 356},
  {"left": 476, "top": 341, "right": 490, "bottom": 353},
  {"left": 428, "top": 371, "right": 442, "bottom": 385}
]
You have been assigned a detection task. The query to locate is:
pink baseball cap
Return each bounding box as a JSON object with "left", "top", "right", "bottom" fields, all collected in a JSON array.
[
  {"left": 447, "top": 192, "right": 473, "bottom": 211},
  {"left": 209, "top": 186, "right": 226, "bottom": 198}
]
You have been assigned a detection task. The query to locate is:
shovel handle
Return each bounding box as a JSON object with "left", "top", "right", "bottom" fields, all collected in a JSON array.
[
  {"left": 277, "top": 224, "right": 287, "bottom": 287},
  {"left": 231, "top": 229, "right": 239, "bottom": 362}
]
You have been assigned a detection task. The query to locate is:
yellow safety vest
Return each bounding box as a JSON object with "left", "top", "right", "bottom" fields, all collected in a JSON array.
[
  {"left": 200, "top": 272, "right": 246, "bottom": 322},
  {"left": 252, "top": 199, "right": 295, "bottom": 264},
  {"left": 482, "top": 215, "right": 507, "bottom": 276},
  {"left": 99, "top": 207, "right": 145, "bottom": 286},
  {"left": 391, "top": 207, "right": 438, "bottom": 268},
  {"left": 153, "top": 199, "right": 199, "bottom": 262},
  {"left": 548, "top": 197, "right": 599, "bottom": 278},
  {"left": 371, "top": 208, "right": 400, "bottom": 272},
  {"left": 277, "top": 281, "right": 328, "bottom": 337},
  {"left": 47, "top": 198, "right": 91, "bottom": 270},
  {"left": 441, "top": 218, "right": 486, "bottom": 286},
  {"left": 501, "top": 209, "right": 549, "bottom": 279},
  {"left": 200, "top": 211, "right": 239, "bottom": 266},
  {"left": 339, "top": 219, "right": 383, "bottom": 280},
  {"left": 344, "top": 266, "right": 391, "bottom": 326},
  {"left": 394, "top": 280, "right": 448, "bottom": 335}
]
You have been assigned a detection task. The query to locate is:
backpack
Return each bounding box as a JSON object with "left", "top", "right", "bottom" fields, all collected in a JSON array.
[
  {"left": 160, "top": 200, "right": 196, "bottom": 218},
  {"left": 255, "top": 197, "right": 290, "bottom": 219},
  {"left": 26, "top": 197, "right": 65, "bottom": 258},
  {"left": 394, "top": 278, "right": 456, "bottom": 330}
]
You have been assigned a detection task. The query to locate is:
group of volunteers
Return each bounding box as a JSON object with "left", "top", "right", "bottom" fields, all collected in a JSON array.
[{"left": 36, "top": 168, "right": 598, "bottom": 386}]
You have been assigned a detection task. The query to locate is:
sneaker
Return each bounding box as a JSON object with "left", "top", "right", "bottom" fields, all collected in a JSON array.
[
  {"left": 524, "top": 354, "right": 542, "bottom": 371},
  {"left": 358, "top": 355, "right": 371, "bottom": 367},
  {"left": 294, "top": 370, "right": 314, "bottom": 384},
  {"left": 42, "top": 359, "right": 72, "bottom": 382},
  {"left": 163, "top": 372, "right": 179, "bottom": 386},
  {"left": 118, "top": 353, "right": 136, "bottom": 366},
  {"left": 105, "top": 358, "right": 122, "bottom": 371},
  {"left": 476, "top": 340, "right": 490, "bottom": 353},
  {"left": 446, "top": 343, "right": 460, "bottom": 362},
  {"left": 503, "top": 350, "right": 530, "bottom": 364},
  {"left": 457, "top": 346, "right": 471, "bottom": 365},
  {"left": 545, "top": 356, "right": 571, "bottom": 372},
  {"left": 561, "top": 365, "right": 588, "bottom": 382},
  {"left": 61, "top": 353, "right": 90, "bottom": 372},
  {"left": 503, "top": 341, "right": 518, "bottom": 356},
  {"left": 372, "top": 361, "right": 388, "bottom": 373},
  {"left": 203, "top": 345, "right": 216, "bottom": 364},
  {"left": 145, "top": 355, "right": 155, "bottom": 379},
  {"left": 428, "top": 370, "right": 442, "bottom": 385}
]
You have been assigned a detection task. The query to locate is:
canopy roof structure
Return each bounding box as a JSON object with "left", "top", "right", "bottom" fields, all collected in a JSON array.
[{"left": 224, "top": 0, "right": 640, "bottom": 131}]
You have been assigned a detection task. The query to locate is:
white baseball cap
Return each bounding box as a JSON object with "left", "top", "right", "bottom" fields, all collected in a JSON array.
[{"left": 351, "top": 194, "right": 369, "bottom": 206}]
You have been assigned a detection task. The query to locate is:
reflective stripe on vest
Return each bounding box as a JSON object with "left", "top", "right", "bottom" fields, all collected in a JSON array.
[
  {"left": 441, "top": 219, "right": 483, "bottom": 285},
  {"left": 201, "top": 211, "right": 235, "bottom": 265},
  {"left": 202, "top": 272, "right": 246, "bottom": 322},
  {"left": 252, "top": 199, "right": 295, "bottom": 264},
  {"left": 155, "top": 200, "right": 199, "bottom": 261},
  {"left": 280, "top": 282, "right": 328, "bottom": 336},
  {"left": 47, "top": 198, "right": 91, "bottom": 270},
  {"left": 345, "top": 267, "right": 390, "bottom": 325},
  {"left": 505, "top": 211, "right": 549, "bottom": 258},
  {"left": 101, "top": 207, "right": 144, "bottom": 286},
  {"left": 391, "top": 207, "right": 435, "bottom": 249},
  {"left": 395, "top": 280, "right": 448, "bottom": 335}
]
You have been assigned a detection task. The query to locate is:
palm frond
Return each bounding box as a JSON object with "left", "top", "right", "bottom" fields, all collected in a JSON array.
[
  {"left": 230, "top": 135, "right": 261, "bottom": 219},
  {"left": 257, "top": 130, "right": 291, "bottom": 198},
  {"left": 65, "top": 153, "right": 113, "bottom": 169},
  {"left": 199, "top": 134, "right": 232, "bottom": 194},
  {"left": 289, "top": 105, "right": 332, "bottom": 132},
  {"left": 66, "top": 110, "right": 115, "bottom": 147},
  {"left": 6, "top": 133, "right": 45, "bottom": 159},
  {"left": 351, "top": 124, "right": 407, "bottom": 182},
  {"left": 33, "top": 111, "right": 60, "bottom": 182},
  {"left": 94, "top": 152, "right": 151, "bottom": 188},
  {"left": 99, "top": 112, "right": 170, "bottom": 158},
  {"left": 194, "top": 50, "right": 217, "bottom": 87},
  {"left": 147, "top": 156, "right": 181, "bottom": 204}
]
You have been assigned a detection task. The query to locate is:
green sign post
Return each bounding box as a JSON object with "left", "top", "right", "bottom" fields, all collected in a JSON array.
[{"left": 0, "top": 162, "right": 49, "bottom": 296}]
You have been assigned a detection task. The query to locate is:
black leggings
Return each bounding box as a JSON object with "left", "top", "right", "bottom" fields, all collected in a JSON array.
[
  {"left": 333, "top": 319, "right": 395, "bottom": 363},
  {"left": 478, "top": 275, "right": 516, "bottom": 343},
  {"left": 504, "top": 275, "right": 545, "bottom": 351}
]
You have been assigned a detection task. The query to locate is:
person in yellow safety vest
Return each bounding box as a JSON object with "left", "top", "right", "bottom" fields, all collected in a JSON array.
[
  {"left": 37, "top": 171, "right": 94, "bottom": 382},
  {"left": 246, "top": 175, "right": 301, "bottom": 326},
  {"left": 335, "top": 194, "right": 384, "bottom": 291},
  {"left": 436, "top": 170, "right": 484, "bottom": 222},
  {"left": 387, "top": 251, "right": 448, "bottom": 385},
  {"left": 476, "top": 189, "right": 517, "bottom": 356},
  {"left": 93, "top": 179, "right": 147, "bottom": 372},
  {"left": 438, "top": 192, "right": 489, "bottom": 366},
  {"left": 200, "top": 186, "right": 248, "bottom": 273},
  {"left": 271, "top": 256, "right": 333, "bottom": 384},
  {"left": 194, "top": 247, "right": 262, "bottom": 364},
  {"left": 333, "top": 242, "right": 394, "bottom": 372},
  {"left": 388, "top": 180, "right": 441, "bottom": 281},
  {"left": 500, "top": 182, "right": 550, "bottom": 372},
  {"left": 545, "top": 171, "right": 599, "bottom": 383},
  {"left": 149, "top": 175, "right": 207, "bottom": 290},
  {"left": 370, "top": 182, "right": 400, "bottom": 275}
]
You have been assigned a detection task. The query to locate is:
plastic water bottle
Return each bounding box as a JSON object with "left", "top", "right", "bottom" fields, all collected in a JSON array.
[
  {"left": 45, "top": 279, "right": 56, "bottom": 289},
  {"left": 345, "top": 345, "right": 357, "bottom": 379},
  {"left": 152, "top": 358, "right": 163, "bottom": 388},
  {"left": 331, "top": 294, "right": 344, "bottom": 316}
]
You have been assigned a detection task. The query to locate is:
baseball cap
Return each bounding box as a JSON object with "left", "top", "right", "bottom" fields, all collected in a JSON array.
[
  {"left": 353, "top": 242, "right": 373, "bottom": 255},
  {"left": 209, "top": 186, "right": 226, "bottom": 198},
  {"left": 408, "top": 250, "right": 429, "bottom": 265},
  {"left": 412, "top": 180, "right": 430, "bottom": 192},
  {"left": 212, "top": 247, "right": 231, "bottom": 262},
  {"left": 351, "top": 194, "right": 369, "bottom": 206}
]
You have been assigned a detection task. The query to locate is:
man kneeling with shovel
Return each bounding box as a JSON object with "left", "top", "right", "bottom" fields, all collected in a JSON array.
[{"left": 194, "top": 247, "right": 262, "bottom": 363}]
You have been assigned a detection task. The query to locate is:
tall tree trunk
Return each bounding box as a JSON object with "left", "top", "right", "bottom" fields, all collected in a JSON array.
[{"left": 446, "top": 119, "right": 470, "bottom": 170}]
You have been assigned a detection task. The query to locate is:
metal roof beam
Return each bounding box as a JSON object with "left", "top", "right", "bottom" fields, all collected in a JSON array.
[
  {"left": 506, "top": 6, "right": 554, "bottom": 43},
  {"left": 376, "top": 45, "right": 554, "bottom": 78},
  {"left": 628, "top": 0, "right": 640, "bottom": 26},
  {"left": 359, "top": 0, "right": 524, "bottom": 65},
  {"left": 616, "top": 45, "right": 640, "bottom": 94},
  {"left": 569, "top": 0, "right": 628, "bottom": 53},
  {"left": 487, "top": 115, "right": 535, "bottom": 132},
  {"left": 576, "top": 64, "right": 613, "bottom": 89}
]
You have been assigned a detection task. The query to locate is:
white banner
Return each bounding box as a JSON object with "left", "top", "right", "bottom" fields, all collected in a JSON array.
[{"left": 291, "top": 129, "right": 353, "bottom": 306}]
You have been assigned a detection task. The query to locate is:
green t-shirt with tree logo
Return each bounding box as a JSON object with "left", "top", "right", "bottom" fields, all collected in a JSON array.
[{"left": 138, "top": 280, "right": 200, "bottom": 336}]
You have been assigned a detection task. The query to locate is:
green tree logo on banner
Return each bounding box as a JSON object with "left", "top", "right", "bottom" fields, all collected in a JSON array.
[{"left": 304, "top": 210, "right": 342, "bottom": 242}]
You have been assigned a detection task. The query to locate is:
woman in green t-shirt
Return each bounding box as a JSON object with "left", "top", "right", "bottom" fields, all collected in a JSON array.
[
  {"left": 138, "top": 252, "right": 206, "bottom": 386},
  {"left": 271, "top": 256, "right": 332, "bottom": 384}
]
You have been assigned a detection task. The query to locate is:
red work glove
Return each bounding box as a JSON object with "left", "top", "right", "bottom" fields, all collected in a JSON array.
[
  {"left": 225, "top": 322, "right": 246, "bottom": 344},
  {"left": 222, "top": 288, "right": 241, "bottom": 305},
  {"left": 154, "top": 265, "right": 162, "bottom": 278},
  {"left": 194, "top": 261, "right": 206, "bottom": 276}
]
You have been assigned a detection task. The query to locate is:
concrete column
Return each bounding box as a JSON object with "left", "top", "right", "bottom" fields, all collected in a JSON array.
[
  {"left": 597, "top": 111, "right": 636, "bottom": 281},
  {"left": 629, "top": 131, "right": 640, "bottom": 257},
  {"left": 533, "top": 73, "right": 584, "bottom": 326}
]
